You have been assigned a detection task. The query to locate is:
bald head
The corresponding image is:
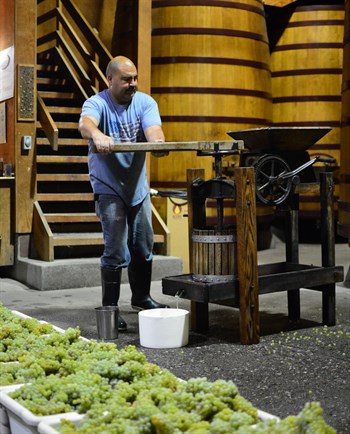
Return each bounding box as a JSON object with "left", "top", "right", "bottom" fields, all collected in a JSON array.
[
  {"left": 106, "top": 56, "right": 138, "bottom": 104},
  {"left": 106, "top": 56, "right": 136, "bottom": 77}
]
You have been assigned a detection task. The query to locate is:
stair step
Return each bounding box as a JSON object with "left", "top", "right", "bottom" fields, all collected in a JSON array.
[
  {"left": 46, "top": 106, "right": 81, "bottom": 114},
  {"left": 36, "top": 193, "right": 94, "bottom": 201},
  {"left": 37, "top": 174, "right": 89, "bottom": 182},
  {"left": 52, "top": 232, "right": 164, "bottom": 246},
  {"left": 36, "top": 121, "right": 79, "bottom": 129},
  {"left": 53, "top": 232, "right": 103, "bottom": 246},
  {"left": 37, "top": 77, "right": 68, "bottom": 86},
  {"left": 39, "top": 91, "right": 76, "bottom": 99},
  {"left": 36, "top": 138, "right": 87, "bottom": 146},
  {"left": 45, "top": 213, "right": 98, "bottom": 223},
  {"left": 37, "top": 155, "right": 88, "bottom": 163}
]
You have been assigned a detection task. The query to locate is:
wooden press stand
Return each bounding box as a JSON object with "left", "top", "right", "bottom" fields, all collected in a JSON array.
[{"left": 162, "top": 167, "right": 344, "bottom": 344}]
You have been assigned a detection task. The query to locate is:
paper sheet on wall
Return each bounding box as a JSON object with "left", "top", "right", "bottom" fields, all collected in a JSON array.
[
  {"left": 0, "top": 46, "right": 14, "bottom": 102},
  {"left": 0, "top": 102, "right": 6, "bottom": 144}
]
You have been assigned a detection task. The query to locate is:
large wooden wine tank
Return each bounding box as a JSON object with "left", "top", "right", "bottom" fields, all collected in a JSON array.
[
  {"left": 150, "top": 0, "right": 272, "bottom": 186},
  {"left": 268, "top": 1, "right": 345, "bottom": 229},
  {"left": 338, "top": 0, "right": 350, "bottom": 240}
]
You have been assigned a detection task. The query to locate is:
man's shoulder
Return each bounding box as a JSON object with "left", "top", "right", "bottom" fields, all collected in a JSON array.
[
  {"left": 91, "top": 89, "right": 109, "bottom": 102},
  {"left": 134, "top": 91, "right": 154, "bottom": 102}
]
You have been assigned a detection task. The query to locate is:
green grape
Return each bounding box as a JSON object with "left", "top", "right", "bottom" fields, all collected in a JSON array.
[{"left": 232, "top": 393, "right": 259, "bottom": 421}]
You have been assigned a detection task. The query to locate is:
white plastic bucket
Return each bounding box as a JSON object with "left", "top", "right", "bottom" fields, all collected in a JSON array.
[{"left": 138, "top": 308, "right": 189, "bottom": 348}]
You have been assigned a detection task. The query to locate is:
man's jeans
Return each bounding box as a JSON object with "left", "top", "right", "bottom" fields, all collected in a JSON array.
[{"left": 96, "top": 194, "right": 154, "bottom": 268}]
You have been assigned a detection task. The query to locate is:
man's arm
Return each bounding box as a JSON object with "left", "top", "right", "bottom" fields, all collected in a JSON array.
[
  {"left": 144, "top": 125, "right": 168, "bottom": 157},
  {"left": 78, "top": 115, "right": 113, "bottom": 154},
  {"left": 144, "top": 124, "right": 165, "bottom": 142}
]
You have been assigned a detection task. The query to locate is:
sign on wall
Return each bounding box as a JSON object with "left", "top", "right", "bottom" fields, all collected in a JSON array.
[
  {"left": 0, "top": 46, "right": 14, "bottom": 102},
  {"left": 17, "top": 64, "right": 35, "bottom": 121},
  {"left": 0, "top": 102, "right": 6, "bottom": 144}
]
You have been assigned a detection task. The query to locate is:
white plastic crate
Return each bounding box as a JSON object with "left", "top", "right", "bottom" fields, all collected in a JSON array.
[
  {"left": 0, "top": 385, "right": 81, "bottom": 434},
  {"left": 37, "top": 409, "right": 280, "bottom": 434}
]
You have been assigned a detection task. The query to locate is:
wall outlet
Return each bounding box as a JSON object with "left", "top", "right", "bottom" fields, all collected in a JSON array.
[{"left": 22, "top": 136, "right": 32, "bottom": 150}]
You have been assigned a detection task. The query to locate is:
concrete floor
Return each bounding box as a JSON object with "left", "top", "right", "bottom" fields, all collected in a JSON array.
[{"left": 1, "top": 239, "right": 349, "bottom": 432}]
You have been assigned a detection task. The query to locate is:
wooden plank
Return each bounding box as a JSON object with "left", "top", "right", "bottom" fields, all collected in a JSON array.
[
  {"left": 37, "top": 76, "right": 66, "bottom": 84},
  {"left": 186, "top": 168, "right": 209, "bottom": 332},
  {"left": 36, "top": 155, "right": 88, "bottom": 163},
  {"left": 258, "top": 265, "right": 344, "bottom": 294},
  {"left": 36, "top": 174, "right": 90, "bottom": 181},
  {"left": 53, "top": 232, "right": 103, "bottom": 246},
  {"left": 320, "top": 172, "right": 336, "bottom": 326},
  {"left": 36, "top": 138, "right": 87, "bottom": 145},
  {"left": 137, "top": 0, "right": 151, "bottom": 94},
  {"left": 52, "top": 232, "right": 164, "bottom": 246},
  {"left": 285, "top": 194, "right": 300, "bottom": 322},
  {"left": 104, "top": 140, "right": 242, "bottom": 153},
  {"left": 52, "top": 121, "right": 79, "bottom": 129},
  {"left": 36, "top": 193, "right": 94, "bottom": 201},
  {"left": 235, "top": 167, "right": 259, "bottom": 344},
  {"left": 151, "top": 203, "right": 170, "bottom": 255},
  {"left": 60, "top": 0, "right": 112, "bottom": 68},
  {"left": 39, "top": 91, "right": 76, "bottom": 99},
  {"left": 14, "top": 0, "right": 37, "bottom": 234},
  {"left": 33, "top": 201, "right": 54, "bottom": 261},
  {"left": 48, "top": 106, "right": 81, "bottom": 114},
  {"left": 154, "top": 234, "right": 165, "bottom": 244},
  {"left": 37, "top": 94, "right": 59, "bottom": 151},
  {"left": 295, "top": 183, "right": 320, "bottom": 194},
  {"left": 0, "top": 180, "right": 14, "bottom": 266},
  {"left": 54, "top": 46, "right": 90, "bottom": 101},
  {"left": 45, "top": 213, "right": 99, "bottom": 223}
]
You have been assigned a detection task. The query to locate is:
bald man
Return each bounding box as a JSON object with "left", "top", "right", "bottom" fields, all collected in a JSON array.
[{"left": 79, "top": 56, "right": 169, "bottom": 332}]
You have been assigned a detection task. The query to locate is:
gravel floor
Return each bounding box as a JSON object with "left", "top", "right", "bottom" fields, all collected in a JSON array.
[{"left": 1, "top": 241, "right": 349, "bottom": 432}]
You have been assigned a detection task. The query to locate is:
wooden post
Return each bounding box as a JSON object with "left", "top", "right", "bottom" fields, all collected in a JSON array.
[
  {"left": 186, "top": 168, "right": 209, "bottom": 332},
  {"left": 320, "top": 172, "right": 336, "bottom": 325},
  {"left": 235, "top": 167, "right": 260, "bottom": 344},
  {"left": 285, "top": 193, "right": 301, "bottom": 322}
]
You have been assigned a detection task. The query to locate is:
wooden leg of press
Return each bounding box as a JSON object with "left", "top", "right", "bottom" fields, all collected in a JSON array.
[
  {"left": 322, "top": 284, "right": 336, "bottom": 326},
  {"left": 190, "top": 301, "right": 209, "bottom": 332},
  {"left": 235, "top": 167, "right": 259, "bottom": 344},
  {"left": 320, "top": 172, "right": 336, "bottom": 326},
  {"left": 285, "top": 197, "right": 301, "bottom": 322}
]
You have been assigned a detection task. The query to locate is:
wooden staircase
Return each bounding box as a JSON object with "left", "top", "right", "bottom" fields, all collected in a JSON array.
[{"left": 33, "top": 50, "right": 169, "bottom": 261}]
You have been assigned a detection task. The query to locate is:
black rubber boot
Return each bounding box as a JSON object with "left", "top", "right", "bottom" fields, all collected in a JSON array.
[
  {"left": 128, "top": 260, "right": 170, "bottom": 311},
  {"left": 101, "top": 267, "right": 127, "bottom": 331}
]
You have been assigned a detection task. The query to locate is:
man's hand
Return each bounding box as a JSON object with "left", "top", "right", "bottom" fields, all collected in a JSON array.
[
  {"left": 79, "top": 115, "right": 112, "bottom": 154},
  {"left": 151, "top": 151, "right": 169, "bottom": 157},
  {"left": 150, "top": 137, "right": 169, "bottom": 157},
  {"left": 92, "top": 131, "right": 114, "bottom": 154}
]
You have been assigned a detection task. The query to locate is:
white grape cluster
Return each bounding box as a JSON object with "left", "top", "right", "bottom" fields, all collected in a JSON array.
[{"left": 0, "top": 305, "right": 335, "bottom": 433}]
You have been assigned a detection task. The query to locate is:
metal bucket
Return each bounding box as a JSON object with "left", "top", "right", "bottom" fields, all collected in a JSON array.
[{"left": 95, "top": 306, "right": 119, "bottom": 340}]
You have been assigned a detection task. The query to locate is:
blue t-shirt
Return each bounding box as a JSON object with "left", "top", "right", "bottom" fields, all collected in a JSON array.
[{"left": 81, "top": 89, "right": 162, "bottom": 207}]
